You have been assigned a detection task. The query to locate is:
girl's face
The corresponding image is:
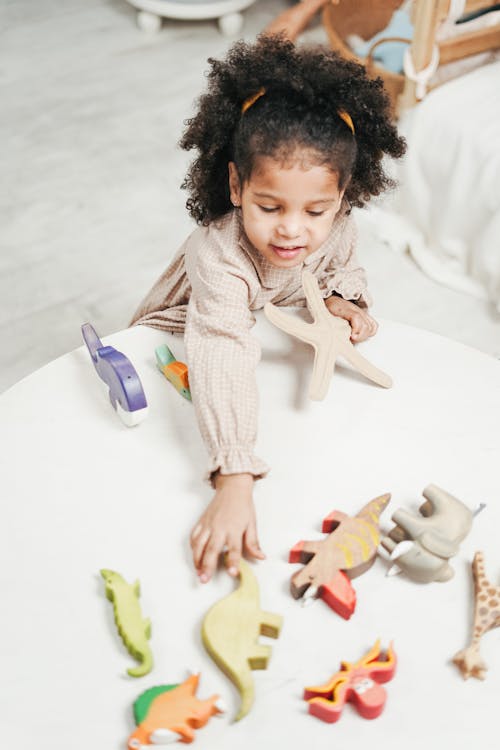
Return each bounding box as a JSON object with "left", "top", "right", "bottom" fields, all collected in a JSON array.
[{"left": 228, "top": 152, "right": 345, "bottom": 268}]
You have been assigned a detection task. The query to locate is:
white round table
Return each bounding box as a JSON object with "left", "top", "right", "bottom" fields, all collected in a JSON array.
[{"left": 2, "top": 316, "right": 499, "bottom": 749}]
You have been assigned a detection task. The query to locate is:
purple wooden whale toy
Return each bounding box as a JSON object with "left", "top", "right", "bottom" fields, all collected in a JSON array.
[{"left": 81, "top": 323, "right": 148, "bottom": 426}]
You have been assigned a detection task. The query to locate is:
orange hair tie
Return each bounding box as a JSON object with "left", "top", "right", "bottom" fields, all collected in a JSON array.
[
  {"left": 338, "top": 109, "right": 355, "bottom": 135},
  {"left": 241, "top": 87, "right": 266, "bottom": 114}
]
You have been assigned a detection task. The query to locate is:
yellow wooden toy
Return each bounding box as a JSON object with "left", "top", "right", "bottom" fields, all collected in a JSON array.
[{"left": 201, "top": 560, "right": 283, "bottom": 721}]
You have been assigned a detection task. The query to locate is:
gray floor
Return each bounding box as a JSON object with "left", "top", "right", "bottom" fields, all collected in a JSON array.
[{"left": 2, "top": 0, "right": 500, "bottom": 395}]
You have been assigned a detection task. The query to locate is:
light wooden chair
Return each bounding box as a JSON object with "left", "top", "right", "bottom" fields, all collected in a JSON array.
[
  {"left": 398, "top": 0, "right": 500, "bottom": 112},
  {"left": 264, "top": 0, "right": 500, "bottom": 116}
]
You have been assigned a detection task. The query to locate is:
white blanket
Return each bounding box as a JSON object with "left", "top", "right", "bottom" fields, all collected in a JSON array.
[{"left": 366, "top": 60, "right": 500, "bottom": 311}]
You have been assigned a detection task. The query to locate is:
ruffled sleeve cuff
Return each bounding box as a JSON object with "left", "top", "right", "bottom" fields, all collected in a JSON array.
[
  {"left": 206, "top": 445, "right": 270, "bottom": 487},
  {"left": 323, "top": 272, "right": 372, "bottom": 309}
]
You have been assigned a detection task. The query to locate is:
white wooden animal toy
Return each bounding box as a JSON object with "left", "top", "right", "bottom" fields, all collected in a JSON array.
[{"left": 380, "top": 484, "right": 475, "bottom": 583}]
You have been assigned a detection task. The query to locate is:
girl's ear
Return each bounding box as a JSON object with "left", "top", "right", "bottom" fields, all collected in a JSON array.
[
  {"left": 228, "top": 162, "right": 242, "bottom": 207},
  {"left": 335, "top": 182, "right": 347, "bottom": 212}
]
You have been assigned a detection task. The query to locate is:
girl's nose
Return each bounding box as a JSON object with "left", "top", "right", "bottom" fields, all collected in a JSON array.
[{"left": 277, "top": 214, "right": 302, "bottom": 239}]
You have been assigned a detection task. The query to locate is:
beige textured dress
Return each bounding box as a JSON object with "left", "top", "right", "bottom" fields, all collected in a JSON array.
[{"left": 131, "top": 204, "right": 370, "bottom": 484}]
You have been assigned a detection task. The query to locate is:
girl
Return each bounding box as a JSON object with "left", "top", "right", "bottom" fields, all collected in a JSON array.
[{"left": 131, "top": 35, "right": 406, "bottom": 583}]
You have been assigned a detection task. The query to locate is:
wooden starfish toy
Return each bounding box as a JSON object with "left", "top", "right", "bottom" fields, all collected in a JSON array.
[
  {"left": 453, "top": 551, "right": 500, "bottom": 680},
  {"left": 264, "top": 271, "right": 392, "bottom": 400}
]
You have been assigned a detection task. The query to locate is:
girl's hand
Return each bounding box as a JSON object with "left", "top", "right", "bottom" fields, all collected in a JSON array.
[
  {"left": 325, "top": 296, "right": 378, "bottom": 343},
  {"left": 190, "top": 473, "right": 265, "bottom": 583}
]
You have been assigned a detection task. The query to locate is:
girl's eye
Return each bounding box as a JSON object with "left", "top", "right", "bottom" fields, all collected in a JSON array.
[
  {"left": 307, "top": 210, "right": 325, "bottom": 217},
  {"left": 259, "top": 205, "right": 279, "bottom": 213}
]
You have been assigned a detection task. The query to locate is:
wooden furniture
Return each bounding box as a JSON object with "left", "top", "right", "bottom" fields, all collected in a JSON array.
[
  {"left": 124, "top": 0, "right": 258, "bottom": 35},
  {"left": 320, "top": 0, "right": 405, "bottom": 112},
  {"left": 264, "top": 1, "right": 500, "bottom": 115},
  {"left": 398, "top": 0, "right": 500, "bottom": 112}
]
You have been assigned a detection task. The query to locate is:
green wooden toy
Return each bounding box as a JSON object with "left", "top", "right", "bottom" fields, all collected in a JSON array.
[
  {"left": 127, "top": 673, "right": 223, "bottom": 746},
  {"left": 100, "top": 569, "right": 153, "bottom": 677},
  {"left": 155, "top": 344, "right": 191, "bottom": 401}
]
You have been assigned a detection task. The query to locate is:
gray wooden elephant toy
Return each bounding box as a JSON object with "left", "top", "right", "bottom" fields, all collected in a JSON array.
[{"left": 380, "top": 484, "right": 476, "bottom": 583}]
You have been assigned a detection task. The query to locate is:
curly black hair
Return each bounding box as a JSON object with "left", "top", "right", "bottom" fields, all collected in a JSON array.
[{"left": 180, "top": 34, "right": 406, "bottom": 225}]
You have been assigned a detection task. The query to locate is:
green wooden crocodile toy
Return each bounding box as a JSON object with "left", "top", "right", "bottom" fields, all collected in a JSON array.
[{"left": 101, "top": 569, "right": 153, "bottom": 678}]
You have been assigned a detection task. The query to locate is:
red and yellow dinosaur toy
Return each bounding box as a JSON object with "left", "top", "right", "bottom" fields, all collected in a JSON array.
[
  {"left": 289, "top": 493, "right": 390, "bottom": 618},
  {"left": 304, "top": 640, "right": 397, "bottom": 722}
]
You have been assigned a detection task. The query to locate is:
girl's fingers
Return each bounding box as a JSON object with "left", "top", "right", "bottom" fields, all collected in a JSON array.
[
  {"left": 327, "top": 298, "right": 378, "bottom": 342},
  {"left": 350, "top": 311, "right": 377, "bottom": 342},
  {"left": 198, "top": 534, "right": 226, "bottom": 583},
  {"left": 225, "top": 541, "right": 242, "bottom": 577},
  {"left": 244, "top": 525, "right": 266, "bottom": 560},
  {"left": 191, "top": 523, "right": 203, "bottom": 540},
  {"left": 367, "top": 315, "right": 378, "bottom": 336},
  {"left": 191, "top": 520, "right": 265, "bottom": 582},
  {"left": 191, "top": 527, "right": 211, "bottom": 569},
  {"left": 349, "top": 313, "right": 367, "bottom": 341}
]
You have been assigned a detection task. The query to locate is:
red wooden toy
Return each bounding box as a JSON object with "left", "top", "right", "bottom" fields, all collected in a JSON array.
[
  {"left": 304, "top": 640, "right": 397, "bottom": 722},
  {"left": 289, "top": 494, "right": 390, "bottom": 618}
]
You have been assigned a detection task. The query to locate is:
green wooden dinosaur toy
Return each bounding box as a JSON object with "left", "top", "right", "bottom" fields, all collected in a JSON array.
[
  {"left": 127, "top": 673, "right": 223, "bottom": 747},
  {"left": 201, "top": 559, "right": 283, "bottom": 721},
  {"left": 100, "top": 569, "right": 153, "bottom": 678}
]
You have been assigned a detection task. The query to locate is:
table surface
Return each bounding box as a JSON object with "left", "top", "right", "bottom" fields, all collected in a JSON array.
[{"left": 2, "top": 316, "right": 499, "bottom": 749}]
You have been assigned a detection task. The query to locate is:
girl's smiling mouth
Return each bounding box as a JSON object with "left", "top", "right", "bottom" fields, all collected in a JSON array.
[{"left": 270, "top": 244, "right": 305, "bottom": 259}]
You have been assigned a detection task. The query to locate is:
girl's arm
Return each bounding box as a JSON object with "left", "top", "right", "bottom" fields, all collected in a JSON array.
[
  {"left": 325, "top": 295, "right": 378, "bottom": 342},
  {"left": 320, "top": 217, "right": 378, "bottom": 342},
  {"left": 190, "top": 473, "right": 265, "bottom": 583},
  {"left": 184, "top": 228, "right": 268, "bottom": 581}
]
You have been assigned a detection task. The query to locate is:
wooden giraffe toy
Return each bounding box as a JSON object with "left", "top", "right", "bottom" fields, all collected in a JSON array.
[
  {"left": 289, "top": 493, "right": 391, "bottom": 618},
  {"left": 201, "top": 559, "right": 283, "bottom": 721},
  {"left": 453, "top": 551, "right": 500, "bottom": 680},
  {"left": 264, "top": 271, "right": 392, "bottom": 400},
  {"left": 304, "top": 640, "right": 397, "bottom": 722}
]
